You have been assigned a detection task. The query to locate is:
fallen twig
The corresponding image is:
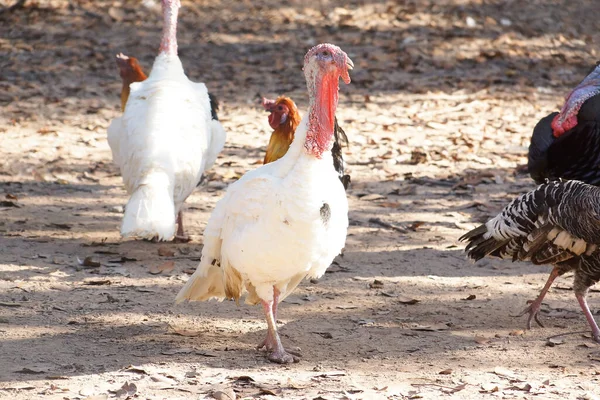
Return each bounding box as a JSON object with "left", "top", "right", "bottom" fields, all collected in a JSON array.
[
  {"left": 368, "top": 218, "right": 408, "bottom": 233},
  {"left": 546, "top": 330, "right": 591, "bottom": 341}
]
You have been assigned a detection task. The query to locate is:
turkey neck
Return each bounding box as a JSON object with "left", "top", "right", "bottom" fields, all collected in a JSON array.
[
  {"left": 304, "top": 71, "right": 339, "bottom": 158},
  {"left": 159, "top": 0, "right": 180, "bottom": 56}
]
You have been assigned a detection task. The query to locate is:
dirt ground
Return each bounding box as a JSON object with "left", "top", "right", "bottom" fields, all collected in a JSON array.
[{"left": 2, "top": 0, "right": 600, "bottom": 399}]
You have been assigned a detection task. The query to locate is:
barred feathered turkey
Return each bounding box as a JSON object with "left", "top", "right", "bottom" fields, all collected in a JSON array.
[{"left": 460, "top": 180, "right": 600, "bottom": 343}]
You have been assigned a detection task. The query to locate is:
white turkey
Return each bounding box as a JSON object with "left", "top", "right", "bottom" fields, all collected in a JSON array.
[
  {"left": 461, "top": 180, "right": 600, "bottom": 343},
  {"left": 176, "top": 43, "right": 353, "bottom": 364},
  {"left": 107, "top": 0, "right": 226, "bottom": 241}
]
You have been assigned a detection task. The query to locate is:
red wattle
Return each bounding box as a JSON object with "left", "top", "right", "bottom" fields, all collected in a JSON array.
[
  {"left": 551, "top": 113, "right": 577, "bottom": 138},
  {"left": 268, "top": 113, "right": 279, "bottom": 130}
]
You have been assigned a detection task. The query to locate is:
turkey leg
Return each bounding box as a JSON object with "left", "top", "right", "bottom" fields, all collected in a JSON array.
[
  {"left": 257, "top": 287, "right": 299, "bottom": 364},
  {"left": 515, "top": 266, "right": 561, "bottom": 329},
  {"left": 174, "top": 210, "right": 190, "bottom": 242},
  {"left": 576, "top": 292, "right": 600, "bottom": 343}
]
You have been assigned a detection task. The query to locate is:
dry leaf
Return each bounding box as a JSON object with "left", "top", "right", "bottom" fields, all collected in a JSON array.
[
  {"left": 157, "top": 246, "right": 175, "bottom": 257},
  {"left": 37, "top": 127, "right": 57, "bottom": 135},
  {"left": 0, "top": 302, "right": 21, "bottom": 307},
  {"left": 439, "top": 369, "right": 453, "bottom": 375},
  {"left": 369, "top": 279, "right": 384, "bottom": 289},
  {"left": 169, "top": 325, "right": 201, "bottom": 337},
  {"left": 108, "top": 7, "right": 125, "bottom": 21},
  {"left": 480, "top": 383, "right": 499, "bottom": 393},
  {"left": 78, "top": 256, "right": 101, "bottom": 268},
  {"left": 83, "top": 279, "right": 112, "bottom": 286},
  {"left": 397, "top": 295, "right": 420, "bottom": 305},
  {"left": 14, "top": 367, "right": 48, "bottom": 374},
  {"left": 474, "top": 336, "right": 490, "bottom": 344},
  {"left": 112, "top": 381, "right": 137, "bottom": 398},
  {"left": 409, "top": 149, "right": 428, "bottom": 164},
  {"left": 407, "top": 221, "right": 427, "bottom": 231},
  {"left": 161, "top": 348, "right": 194, "bottom": 355},
  {"left": 463, "top": 294, "right": 476, "bottom": 300},
  {"left": 48, "top": 222, "right": 72, "bottom": 230},
  {"left": 360, "top": 193, "right": 386, "bottom": 201},
  {"left": 493, "top": 366, "right": 517, "bottom": 379},
  {"left": 149, "top": 261, "right": 175, "bottom": 275},
  {"left": 0, "top": 200, "right": 20, "bottom": 207},
  {"left": 212, "top": 387, "right": 236, "bottom": 400},
  {"left": 546, "top": 337, "right": 565, "bottom": 347},
  {"left": 315, "top": 371, "right": 347, "bottom": 378},
  {"left": 411, "top": 323, "right": 449, "bottom": 331},
  {"left": 122, "top": 365, "right": 149, "bottom": 375}
]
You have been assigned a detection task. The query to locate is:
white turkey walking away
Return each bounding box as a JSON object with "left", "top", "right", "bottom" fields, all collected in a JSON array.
[
  {"left": 176, "top": 43, "right": 353, "bottom": 364},
  {"left": 107, "top": 0, "right": 226, "bottom": 241}
]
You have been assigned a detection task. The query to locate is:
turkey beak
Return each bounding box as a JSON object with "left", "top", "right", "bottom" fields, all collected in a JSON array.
[{"left": 346, "top": 57, "right": 354, "bottom": 71}]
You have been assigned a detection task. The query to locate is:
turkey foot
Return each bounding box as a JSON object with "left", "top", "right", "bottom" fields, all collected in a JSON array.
[
  {"left": 514, "top": 299, "right": 544, "bottom": 329},
  {"left": 259, "top": 289, "right": 300, "bottom": 364},
  {"left": 513, "top": 267, "right": 562, "bottom": 329},
  {"left": 268, "top": 348, "right": 300, "bottom": 364},
  {"left": 257, "top": 332, "right": 302, "bottom": 358}
]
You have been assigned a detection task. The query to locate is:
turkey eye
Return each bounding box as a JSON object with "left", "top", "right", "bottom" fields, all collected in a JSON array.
[
  {"left": 322, "top": 51, "right": 329, "bottom": 56},
  {"left": 278, "top": 106, "right": 283, "bottom": 111}
]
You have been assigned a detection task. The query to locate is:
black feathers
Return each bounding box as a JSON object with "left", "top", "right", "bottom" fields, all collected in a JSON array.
[
  {"left": 208, "top": 92, "right": 219, "bottom": 121},
  {"left": 332, "top": 117, "right": 351, "bottom": 190},
  {"left": 320, "top": 203, "right": 331, "bottom": 225},
  {"left": 527, "top": 112, "right": 557, "bottom": 184},
  {"left": 527, "top": 95, "right": 600, "bottom": 185}
]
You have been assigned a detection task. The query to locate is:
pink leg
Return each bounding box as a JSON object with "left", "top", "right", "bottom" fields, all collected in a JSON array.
[
  {"left": 174, "top": 211, "right": 190, "bottom": 242},
  {"left": 257, "top": 288, "right": 279, "bottom": 351},
  {"left": 576, "top": 293, "right": 600, "bottom": 344},
  {"left": 257, "top": 287, "right": 299, "bottom": 364},
  {"left": 515, "top": 267, "right": 561, "bottom": 329}
]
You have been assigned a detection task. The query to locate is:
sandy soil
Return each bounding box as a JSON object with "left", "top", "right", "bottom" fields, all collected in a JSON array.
[{"left": 2, "top": 0, "right": 600, "bottom": 399}]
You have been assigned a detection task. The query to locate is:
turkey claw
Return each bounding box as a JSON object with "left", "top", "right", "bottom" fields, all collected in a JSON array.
[
  {"left": 513, "top": 300, "right": 545, "bottom": 329},
  {"left": 173, "top": 235, "right": 191, "bottom": 243},
  {"left": 267, "top": 349, "right": 300, "bottom": 364}
]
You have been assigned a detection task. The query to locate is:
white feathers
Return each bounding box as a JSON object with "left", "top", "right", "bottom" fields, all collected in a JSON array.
[
  {"left": 107, "top": 53, "right": 226, "bottom": 240},
  {"left": 550, "top": 229, "right": 589, "bottom": 256},
  {"left": 121, "top": 171, "right": 175, "bottom": 240},
  {"left": 176, "top": 116, "right": 349, "bottom": 305}
]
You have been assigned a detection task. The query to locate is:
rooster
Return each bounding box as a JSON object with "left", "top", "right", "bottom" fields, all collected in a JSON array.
[
  {"left": 107, "top": 0, "right": 226, "bottom": 241},
  {"left": 262, "top": 96, "right": 351, "bottom": 189},
  {"left": 116, "top": 54, "right": 147, "bottom": 112},
  {"left": 176, "top": 43, "right": 353, "bottom": 364},
  {"left": 460, "top": 180, "right": 600, "bottom": 343},
  {"left": 528, "top": 63, "right": 600, "bottom": 185}
]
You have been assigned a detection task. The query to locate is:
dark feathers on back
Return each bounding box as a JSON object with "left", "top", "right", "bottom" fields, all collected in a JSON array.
[
  {"left": 208, "top": 92, "right": 219, "bottom": 121},
  {"left": 332, "top": 117, "right": 351, "bottom": 190}
]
